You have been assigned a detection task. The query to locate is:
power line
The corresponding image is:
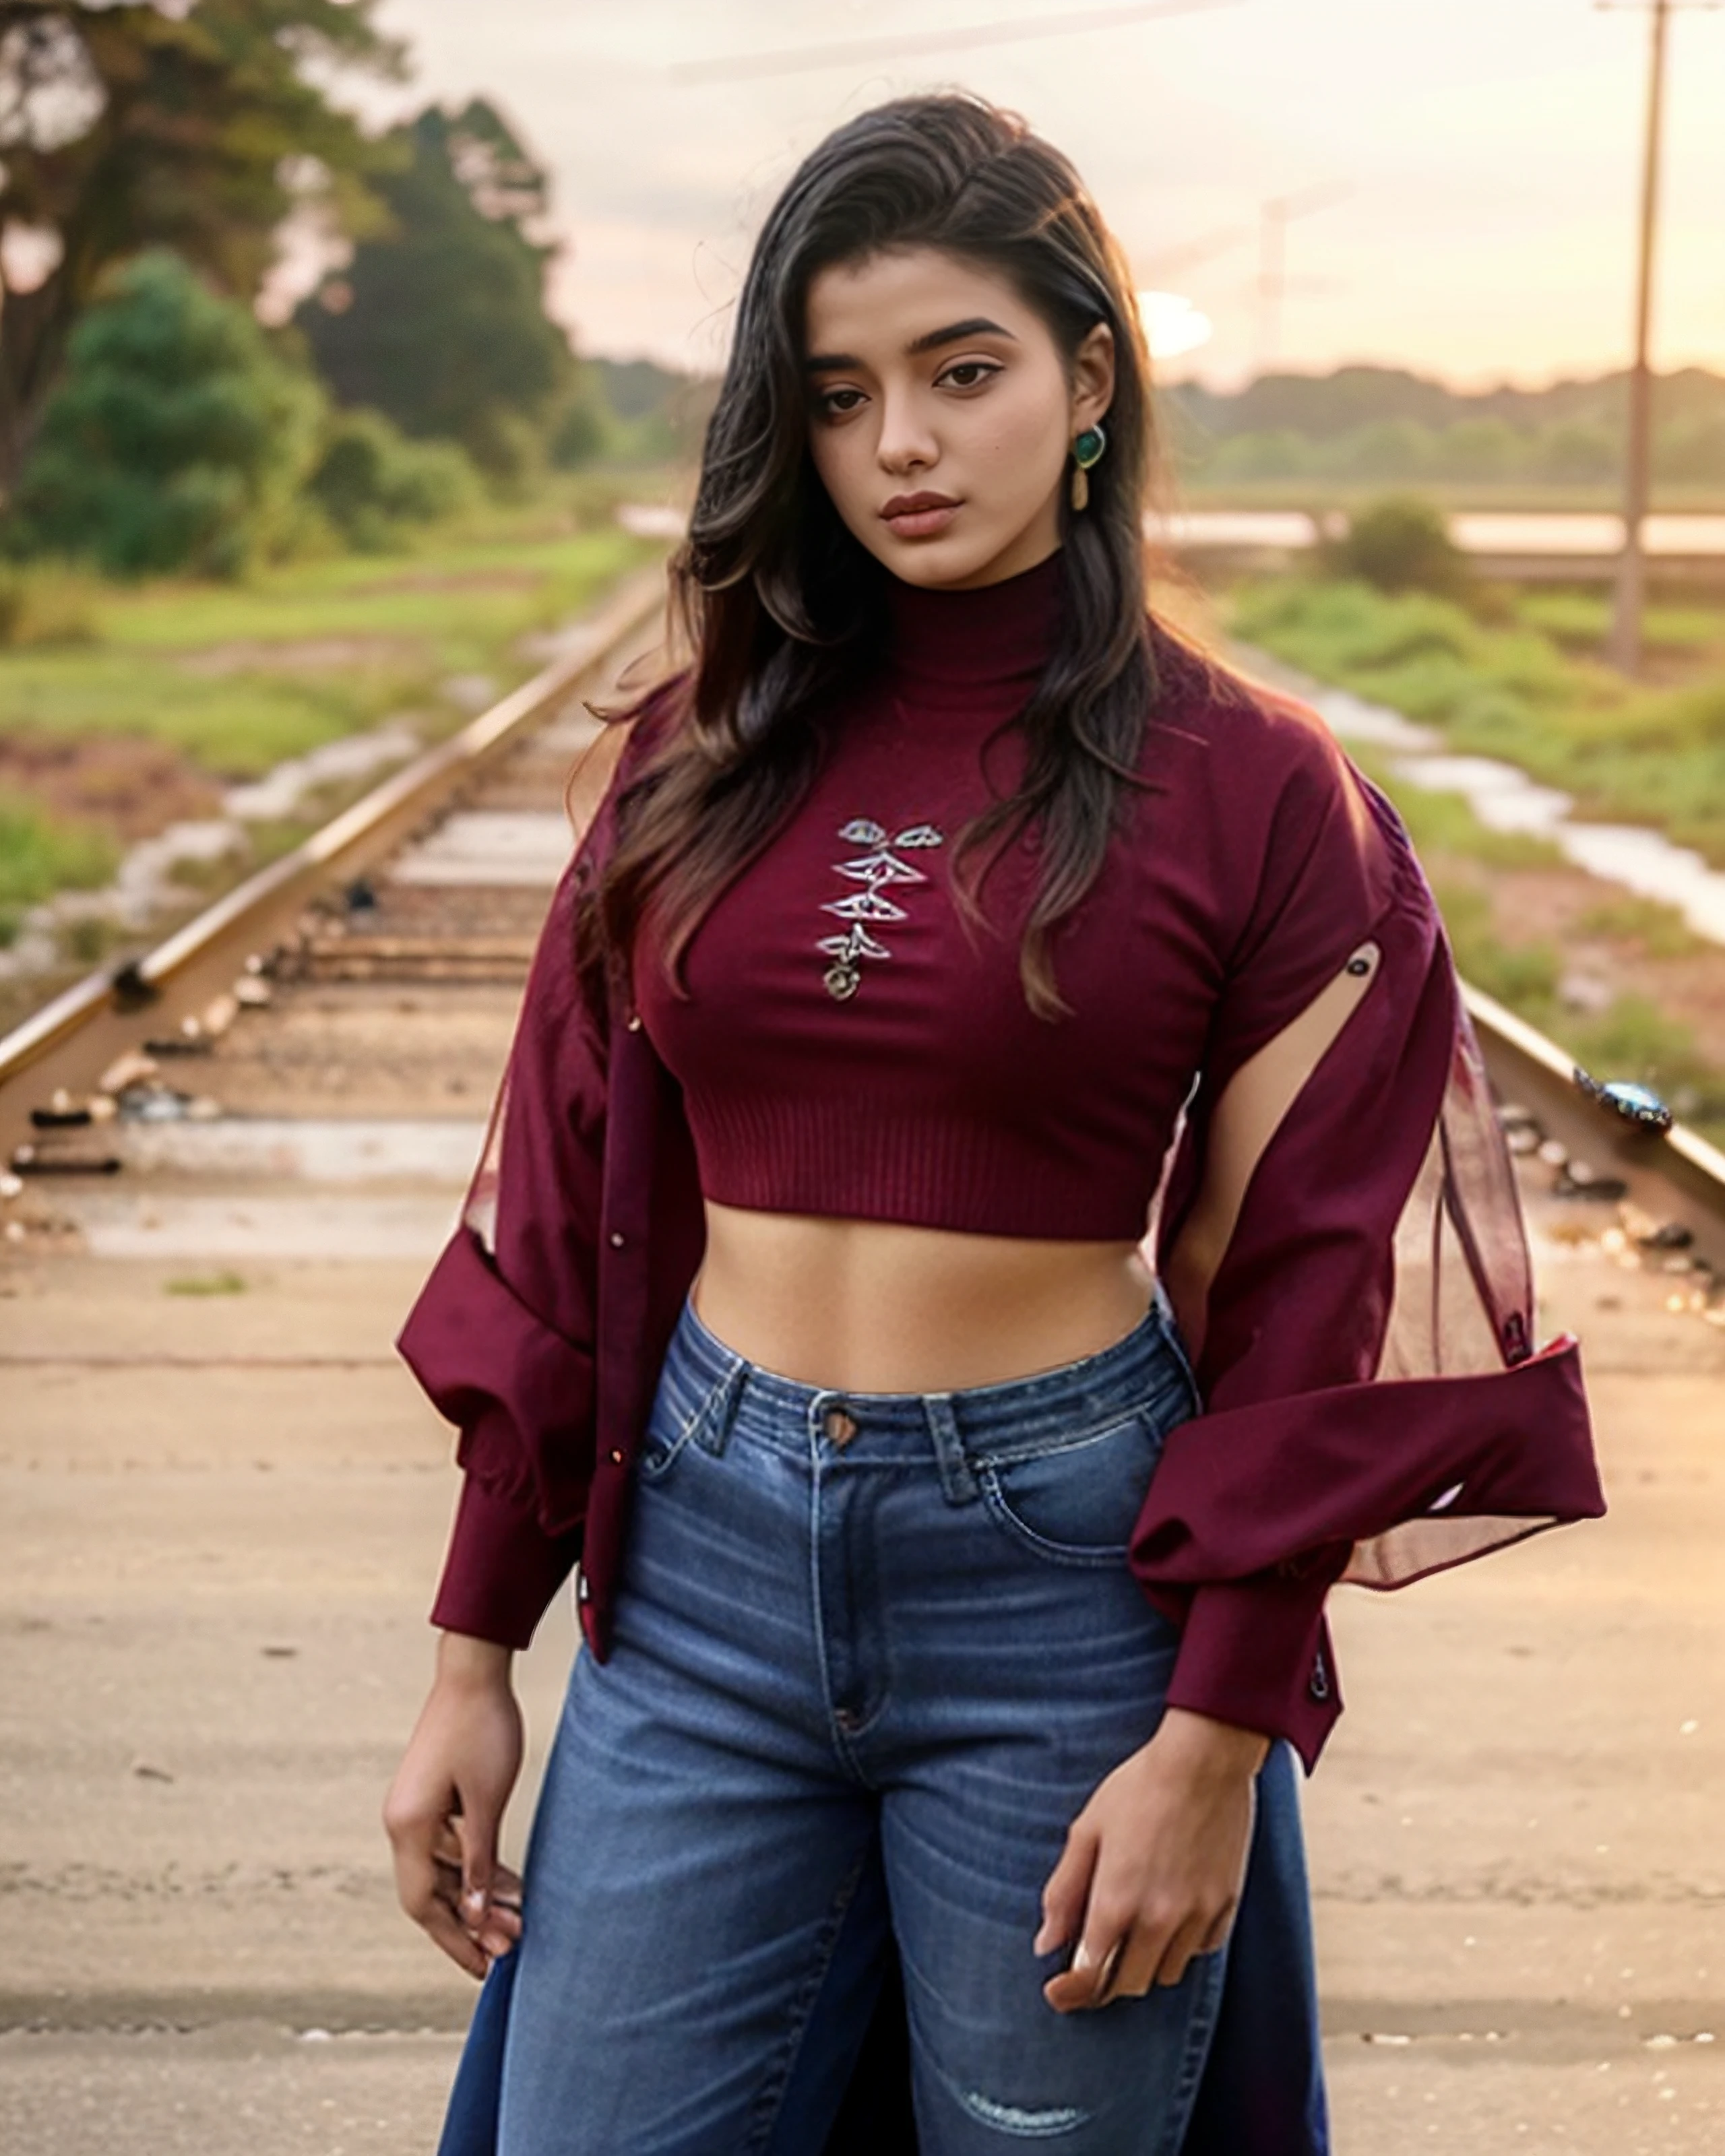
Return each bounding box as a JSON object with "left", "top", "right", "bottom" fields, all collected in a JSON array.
[
  {"left": 1597, "top": 0, "right": 1721, "bottom": 676},
  {"left": 669, "top": 0, "right": 1245, "bottom": 87}
]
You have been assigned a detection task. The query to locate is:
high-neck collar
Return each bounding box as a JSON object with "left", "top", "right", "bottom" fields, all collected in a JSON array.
[{"left": 884, "top": 547, "right": 1063, "bottom": 699}]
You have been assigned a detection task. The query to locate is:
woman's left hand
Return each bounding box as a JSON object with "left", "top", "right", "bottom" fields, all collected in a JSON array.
[{"left": 1034, "top": 1707, "right": 1268, "bottom": 2012}]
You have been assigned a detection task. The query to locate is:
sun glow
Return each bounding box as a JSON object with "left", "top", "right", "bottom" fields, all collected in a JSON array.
[{"left": 1137, "top": 291, "right": 1213, "bottom": 362}]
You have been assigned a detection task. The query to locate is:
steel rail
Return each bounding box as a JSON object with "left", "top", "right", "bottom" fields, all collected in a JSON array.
[
  {"left": 0, "top": 567, "right": 667, "bottom": 1158},
  {"left": 1462, "top": 982, "right": 1725, "bottom": 1273}
]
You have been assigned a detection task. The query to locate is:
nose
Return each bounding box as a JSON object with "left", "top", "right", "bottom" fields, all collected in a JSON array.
[{"left": 875, "top": 389, "right": 938, "bottom": 475}]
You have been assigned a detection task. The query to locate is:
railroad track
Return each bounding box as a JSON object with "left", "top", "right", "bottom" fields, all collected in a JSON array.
[{"left": 1, "top": 565, "right": 1722, "bottom": 1309}]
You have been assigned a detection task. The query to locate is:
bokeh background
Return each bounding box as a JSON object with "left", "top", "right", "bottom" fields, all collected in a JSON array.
[{"left": 2, "top": 9, "right": 1722, "bottom": 2153}]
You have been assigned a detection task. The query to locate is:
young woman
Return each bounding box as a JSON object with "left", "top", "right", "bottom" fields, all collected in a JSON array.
[{"left": 385, "top": 93, "right": 1602, "bottom": 2156}]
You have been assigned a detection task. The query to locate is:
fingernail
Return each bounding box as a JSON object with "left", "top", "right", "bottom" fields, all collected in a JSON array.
[
  {"left": 1073, "top": 1940, "right": 1095, "bottom": 1972},
  {"left": 462, "top": 1887, "right": 485, "bottom": 1915}
]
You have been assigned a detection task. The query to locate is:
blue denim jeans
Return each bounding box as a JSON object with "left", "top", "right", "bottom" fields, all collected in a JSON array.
[{"left": 486, "top": 1288, "right": 1313, "bottom": 2155}]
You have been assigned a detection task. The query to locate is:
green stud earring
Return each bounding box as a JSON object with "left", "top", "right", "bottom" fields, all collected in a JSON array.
[{"left": 1070, "top": 422, "right": 1107, "bottom": 512}]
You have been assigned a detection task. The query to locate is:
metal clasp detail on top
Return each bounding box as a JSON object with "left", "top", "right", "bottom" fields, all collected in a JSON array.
[{"left": 817, "top": 817, "right": 944, "bottom": 1000}]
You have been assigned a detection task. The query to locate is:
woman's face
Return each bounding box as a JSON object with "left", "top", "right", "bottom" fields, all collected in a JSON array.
[{"left": 802, "top": 247, "right": 1115, "bottom": 592}]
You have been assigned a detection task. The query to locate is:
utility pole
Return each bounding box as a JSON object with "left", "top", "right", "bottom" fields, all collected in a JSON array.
[
  {"left": 1255, "top": 183, "right": 1349, "bottom": 373},
  {"left": 1599, "top": 0, "right": 1720, "bottom": 674}
]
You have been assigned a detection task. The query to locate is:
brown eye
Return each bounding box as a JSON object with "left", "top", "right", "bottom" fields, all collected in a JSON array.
[
  {"left": 939, "top": 361, "right": 1000, "bottom": 391},
  {"left": 817, "top": 387, "right": 865, "bottom": 418}
]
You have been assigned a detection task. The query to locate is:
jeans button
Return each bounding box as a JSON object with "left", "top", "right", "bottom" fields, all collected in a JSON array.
[{"left": 834, "top": 1706, "right": 861, "bottom": 1734}]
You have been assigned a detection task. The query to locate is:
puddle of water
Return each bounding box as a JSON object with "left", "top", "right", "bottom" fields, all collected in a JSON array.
[
  {"left": 1152, "top": 509, "right": 1725, "bottom": 558},
  {"left": 1396, "top": 753, "right": 1575, "bottom": 837},
  {"left": 1305, "top": 686, "right": 1725, "bottom": 947}
]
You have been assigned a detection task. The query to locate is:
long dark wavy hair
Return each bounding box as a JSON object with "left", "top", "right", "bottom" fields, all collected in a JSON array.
[{"left": 587, "top": 91, "right": 1164, "bottom": 1019}]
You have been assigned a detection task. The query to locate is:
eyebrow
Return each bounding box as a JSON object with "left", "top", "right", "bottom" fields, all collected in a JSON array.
[{"left": 803, "top": 317, "right": 1018, "bottom": 371}]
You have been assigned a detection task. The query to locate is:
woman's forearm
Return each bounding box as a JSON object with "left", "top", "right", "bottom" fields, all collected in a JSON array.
[
  {"left": 1154, "top": 1703, "right": 1271, "bottom": 1779},
  {"left": 435, "top": 1628, "right": 515, "bottom": 1692}
]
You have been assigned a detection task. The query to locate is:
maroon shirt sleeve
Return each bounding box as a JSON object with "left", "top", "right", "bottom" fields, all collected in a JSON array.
[
  {"left": 394, "top": 842, "right": 607, "bottom": 1646},
  {"left": 393, "top": 701, "right": 668, "bottom": 1648},
  {"left": 1130, "top": 702, "right": 1602, "bottom": 1769}
]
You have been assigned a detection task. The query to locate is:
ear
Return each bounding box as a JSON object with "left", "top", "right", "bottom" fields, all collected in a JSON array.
[{"left": 1069, "top": 321, "right": 1115, "bottom": 433}]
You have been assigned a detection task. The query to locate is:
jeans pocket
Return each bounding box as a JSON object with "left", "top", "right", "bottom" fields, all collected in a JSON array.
[
  {"left": 976, "top": 1385, "right": 1183, "bottom": 1566},
  {"left": 634, "top": 1355, "right": 734, "bottom": 1485}
]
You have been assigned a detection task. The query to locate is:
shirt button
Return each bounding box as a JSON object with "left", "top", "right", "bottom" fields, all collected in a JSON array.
[
  {"left": 625, "top": 1013, "right": 643, "bottom": 1032},
  {"left": 609, "top": 1230, "right": 625, "bottom": 1248},
  {"left": 608, "top": 1447, "right": 625, "bottom": 1465},
  {"left": 1308, "top": 1654, "right": 1331, "bottom": 1704}
]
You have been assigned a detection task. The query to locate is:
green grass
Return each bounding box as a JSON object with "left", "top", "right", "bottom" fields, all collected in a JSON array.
[
  {"left": 0, "top": 498, "right": 666, "bottom": 780},
  {"left": 0, "top": 564, "right": 104, "bottom": 649},
  {"left": 165, "top": 1270, "right": 247, "bottom": 1296},
  {"left": 1513, "top": 589, "right": 1725, "bottom": 658},
  {"left": 0, "top": 798, "right": 121, "bottom": 942},
  {"left": 1331, "top": 745, "right": 1725, "bottom": 1146},
  {"left": 1425, "top": 876, "right": 1725, "bottom": 1143},
  {"left": 0, "top": 475, "right": 675, "bottom": 980},
  {"left": 1227, "top": 576, "right": 1725, "bottom": 866},
  {"left": 1429, "top": 879, "right": 1564, "bottom": 1010},
  {"left": 1572, "top": 893, "right": 1709, "bottom": 959}
]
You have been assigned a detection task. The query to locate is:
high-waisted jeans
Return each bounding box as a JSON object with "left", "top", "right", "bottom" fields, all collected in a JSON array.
[{"left": 482, "top": 1286, "right": 1320, "bottom": 2156}]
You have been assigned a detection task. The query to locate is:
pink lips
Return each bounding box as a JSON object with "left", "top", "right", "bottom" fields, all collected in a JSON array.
[{"left": 880, "top": 492, "right": 960, "bottom": 540}]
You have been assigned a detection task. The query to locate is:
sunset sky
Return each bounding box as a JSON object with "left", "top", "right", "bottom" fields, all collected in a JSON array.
[{"left": 365, "top": 0, "right": 1725, "bottom": 390}]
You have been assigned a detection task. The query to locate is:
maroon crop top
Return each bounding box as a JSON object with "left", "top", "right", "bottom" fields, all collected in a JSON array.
[{"left": 633, "top": 550, "right": 1212, "bottom": 1242}]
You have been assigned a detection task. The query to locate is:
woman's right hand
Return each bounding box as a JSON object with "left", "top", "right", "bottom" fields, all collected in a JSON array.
[{"left": 383, "top": 1630, "right": 526, "bottom": 1977}]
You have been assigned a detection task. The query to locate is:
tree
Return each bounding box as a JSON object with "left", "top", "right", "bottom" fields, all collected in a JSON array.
[
  {"left": 9, "top": 247, "right": 322, "bottom": 575},
  {"left": 0, "top": 1, "right": 404, "bottom": 486},
  {"left": 297, "top": 100, "right": 576, "bottom": 480}
]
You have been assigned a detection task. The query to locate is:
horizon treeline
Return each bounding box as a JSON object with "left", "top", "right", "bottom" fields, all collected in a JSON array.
[
  {"left": 548, "top": 354, "right": 1725, "bottom": 491},
  {"left": 1160, "top": 364, "right": 1725, "bottom": 489}
]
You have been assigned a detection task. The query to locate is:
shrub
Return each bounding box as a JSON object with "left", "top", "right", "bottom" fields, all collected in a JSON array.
[
  {"left": 307, "top": 410, "right": 480, "bottom": 548},
  {"left": 1321, "top": 495, "right": 1470, "bottom": 598}
]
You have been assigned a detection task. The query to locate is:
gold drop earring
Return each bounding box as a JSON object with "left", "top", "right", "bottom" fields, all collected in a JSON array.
[{"left": 1069, "top": 422, "right": 1107, "bottom": 512}]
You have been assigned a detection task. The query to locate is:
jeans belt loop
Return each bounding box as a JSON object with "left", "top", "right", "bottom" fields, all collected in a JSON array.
[
  {"left": 687, "top": 1356, "right": 744, "bottom": 1459},
  {"left": 922, "top": 1395, "right": 980, "bottom": 1507}
]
